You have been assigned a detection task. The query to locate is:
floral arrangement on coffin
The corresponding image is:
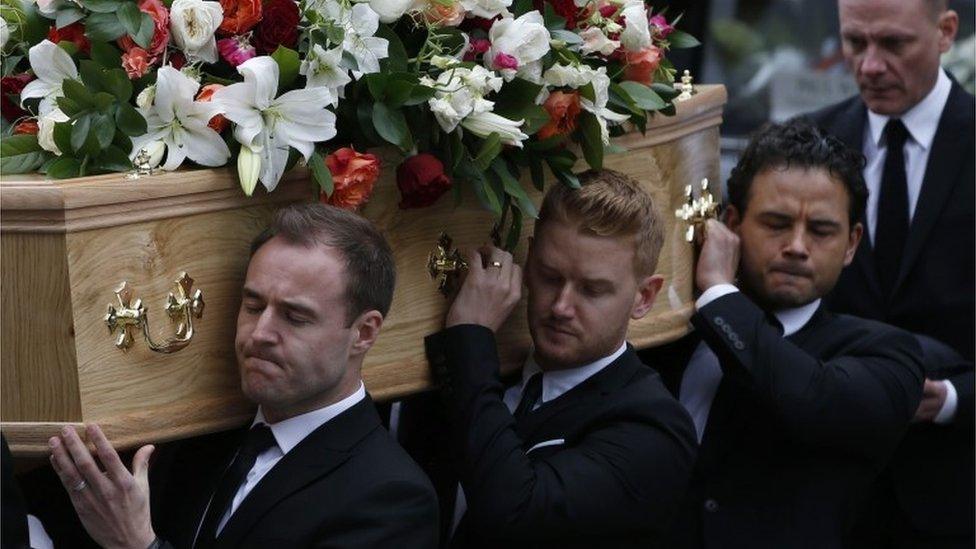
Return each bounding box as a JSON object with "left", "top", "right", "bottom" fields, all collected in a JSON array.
[{"left": 0, "top": 0, "right": 697, "bottom": 244}]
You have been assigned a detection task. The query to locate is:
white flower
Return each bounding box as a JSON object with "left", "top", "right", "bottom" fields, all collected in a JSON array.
[
  {"left": 136, "top": 84, "right": 156, "bottom": 109},
  {"left": 215, "top": 56, "right": 337, "bottom": 191},
  {"left": 543, "top": 63, "right": 591, "bottom": 88},
  {"left": 579, "top": 27, "right": 618, "bottom": 56},
  {"left": 461, "top": 111, "right": 528, "bottom": 147},
  {"left": 37, "top": 108, "right": 69, "bottom": 155},
  {"left": 368, "top": 0, "right": 421, "bottom": 23},
  {"left": 458, "top": 0, "right": 510, "bottom": 19},
  {"left": 322, "top": 2, "right": 389, "bottom": 78},
  {"left": 170, "top": 0, "right": 223, "bottom": 64},
  {"left": 485, "top": 12, "right": 551, "bottom": 82},
  {"left": 20, "top": 40, "right": 78, "bottom": 116},
  {"left": 619, "top": 1, "right": 650, "bottom": 52},
  {"left": 542, "top": 63, "right": 627, "bottom": 143},
  {"left": 300, "top": 44, "right": 352, "bottom": 106},
  {"left": 141, "top": 140, "right": 166, "bottom": 168},
  {"left": 0, "top": 18, "right": 10, "bottom": 50},
  {"left": 424, "top": 65, "right": 502, "bottom": 133},
  {"left": 130, "top": 66, "right": 231, "bottom": 170}
]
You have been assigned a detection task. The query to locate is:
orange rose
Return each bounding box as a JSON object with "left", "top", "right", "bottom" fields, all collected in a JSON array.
[
  {"left": 423, "top": 0, "right": 465, "bottom": 27},
  {"left": 117, "top": 0, "right": 169, "bottom": 62},
  {"left": 323, "top": 147, "right": 381, "bottom": 211},
  {"left": 537, "top": 91, "right": 582, "bottom": 141},
  {"left": 219, "top": 0, "right": 262, "bottom": 35},
  {"left": 121, "top": 48, "right": 151, "bottom": 80},
  {"left": 13, "top": 119, "right": 39, "bottom": 135},
  {"left": 195, "top": 84, "right": 229, "bottom": 133},
  {"left": 623, "top": 45, "right": 662, "bottom": 86}
]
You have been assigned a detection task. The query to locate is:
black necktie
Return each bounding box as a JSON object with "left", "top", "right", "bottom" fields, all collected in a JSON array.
[
  {"left": 196, "top": 424, "right": 276, "bottom": 547},
  {"left": 514, "top": 373, "right": 543, "bottom": 420},
  {"left": 875, "top": 118, "right": 910, "bottom": 296}
]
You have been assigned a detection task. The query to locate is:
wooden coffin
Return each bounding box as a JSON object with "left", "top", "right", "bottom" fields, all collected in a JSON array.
[{"left": 1, "top": 85, "right": 726, "bottom": 456}]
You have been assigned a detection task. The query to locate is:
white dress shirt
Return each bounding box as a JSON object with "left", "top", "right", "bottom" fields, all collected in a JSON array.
[
  {"left": 211, "top": 382, "right": 368, "bottom": 535},
  {"left": 678, "top": 285, "right": 820, "bottom": 441},
  {"left": 861, "top": 69, "right": 957, "bottom": 423},
  {"left": 451, "top": 342, "right": 629, "bottom": 534}
]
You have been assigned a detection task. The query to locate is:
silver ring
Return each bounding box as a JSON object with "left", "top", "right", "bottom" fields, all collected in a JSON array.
[
  {"left": 71, "top": 479, "right": 88, "bottom": 492},
  {"left": 490, "top": 261, "right": 503, "bottom": 269}
]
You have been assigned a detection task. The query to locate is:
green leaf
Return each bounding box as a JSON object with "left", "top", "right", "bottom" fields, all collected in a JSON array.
[
  {"left": 53, "top": 122, "right": 73, "bottom": 154},
  {"left": 371, "top": 102, "right": 412, "bottom": 150},
  {"left": 62, "top": 78, "right": 95, "bottom": 110},
  {"left": 494, "top": 78, "right": 544, "bottom": 114},
  {"left": 542, "top": 3, "right": 566, "bottom": 31},
  {"left": 270, "top": 46, "right": 300, "bottom": 91},
  {"left": 104, "top": 69, "right": 133, "bottom": 102},
  {"left": 375, "top": 24, "right": 408, "bottom": 72},
  {"left": 92, "top": 113, "right": 116, "bottom": 149},
  {"left": 448, "top": 129, "right": 464, "bottom": 172},
  {"left": 90, "top": 42, "right": 123, "bottom": 69},
  {"left": 651, "top": 82, "right": 680, "bottom": 101},
  {"left": 115, "top": 102, "right": 147, "bottom": 136},
  {"left": 79, "top": 61, "right": 106, "bottom": 93},
  {"left": 384, "top": 77, "right": 416, "bottom": 108},
  {"left": 512, "top": 0, "right": 532, "bottom": 16},
  {"left": 71, "top": 115, "right": 92, "bottom": 153},
  {"left": 618, "top": 81, "right": 666, "bottom": 111},
  {"left": 56, "top": 96, "right": 83, "bottom": 117},
  {"left": 91, "top": 145, "right": 132, "bottom": 172},
  {"left": 473, "top": 132, "right": 502, "bottom": 171},
  {"left": 504, "top": 206, "right": 523, "bottom": 252},
  {"left": 465, "top": 167, "right": 502, "bottom": 216},
  {"left": 309, "top": 151, "right": 334, "bottom": 196},
  {"left": 55, "top": 8, "right": 86, "bottom": 28},
  {"left": 0, "top": 135, "right": 48, "bottom": 174},
  {"left": 132, "top": 12, "right": 154, "bottom": 48},
  {"left": 528, "top": 153, "right": 545, "bottom": 191},
  {"left": 492, "top": 158, "right": 537, "bottom": 218},
  {"left": 578, "top": 111, "right": 604, "bottom": 170},
  {"left": 85, "top": 12, "right": 127, "bottom": 42},
  {"left": 403, "top": 84, "right": 436, "bottom": 106},
  {"left": 117, "top": 2, "right": 143, "bottom": 38},
  {"left": 364, "top": 73, "right": 388, "bottom": 102},
  {"left": 668, "top": 30, "right": 701, "bottom": 49},
  {"left": 46, "top": 157, "right": 82, "bottom": 179},
  {"left": 82, "top": 0, "right": 124, "bottom": 13},
  {"left": 93, "top": 92, "right": 116, "bottom": 112}
]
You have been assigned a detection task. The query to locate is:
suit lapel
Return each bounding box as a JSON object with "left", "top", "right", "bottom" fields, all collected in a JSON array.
[
  {"left": 212, "top": 397, "right": 382, "bottom": 548},
  {"left": 893, "top": 81, "right": 973, "bottom": 293}
]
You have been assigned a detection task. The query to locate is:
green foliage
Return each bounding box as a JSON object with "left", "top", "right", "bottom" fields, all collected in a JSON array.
[
  {"left": 271, "top": 46, "right": 301, "bottom": 92},
  {"left": 309, "top": 150, "right": 334, "bottom": 197},
  {"left": 668, "top": 30, "right": 701, "bottom": 49},
  {"left": 578, "top": 111, "right": 603, "bottom": 170},
  {"left": 0, "top": 135, "right": 49, "bottom": 174}
]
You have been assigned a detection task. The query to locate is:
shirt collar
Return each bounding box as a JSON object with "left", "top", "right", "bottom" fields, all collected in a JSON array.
[
  {"left": 522, "top": 341, "right": 628, "bottom": 404},
  {"left": 773, "top": 299, "right": 821, "bottom": 337},
  {"left": 867, "top": 69, "right": 951, "bottom": 151},
  {"left": 252, "top": 381, "right": 366, "bottom": 454}
]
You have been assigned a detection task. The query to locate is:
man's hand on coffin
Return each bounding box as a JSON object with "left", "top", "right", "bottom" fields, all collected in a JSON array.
[
  {"left": 49, "top": 424, "right": 157, "bottom": 549},
  {"left": 913, "top": 378, "right": 949, "bottom": 423},
  {"left": 696, "top": 219, "right": 740, "bottom": 292},
  {"left": 446, "top": 244, "right": 522, "bottom": 333}
]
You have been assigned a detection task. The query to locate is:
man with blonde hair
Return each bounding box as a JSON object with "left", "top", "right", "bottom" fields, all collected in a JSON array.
[{"left": 400, "top": 169, "right": 697, "bottom": 548}]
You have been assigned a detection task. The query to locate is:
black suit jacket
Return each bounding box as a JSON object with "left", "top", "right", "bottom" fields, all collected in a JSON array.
[
  {"left": 639, "top": 292, "right": 924, "bottom": 548},
  {"left": 810, "top": 81, "right": 975, "bottom": 541},
  {"left": 407, "top": 324, "right": 697, "bottom": 548},
  {"left": 152, "top": 395, "right": 439, "bottom": 548}
]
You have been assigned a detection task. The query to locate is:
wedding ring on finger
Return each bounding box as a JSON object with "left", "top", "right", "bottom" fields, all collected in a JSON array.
[
  {"left": 490, "top": 260, "right": 503, "bottom": 269},
  {"left": 71, "top": 479, "right": 88, "bottom": 492}
]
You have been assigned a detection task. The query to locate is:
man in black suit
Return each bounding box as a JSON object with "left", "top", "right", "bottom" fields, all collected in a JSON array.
[
  {"left": 47, "top": 204, "right": 439, "bottom": 548},
  {"left": 408, "top": 170, "right": 697, "bottom": 547},
  {"left": 809, "top": 0, "right": 974, "bottom": 545},
  {"left": 639, "top": 120, "right": 925, "bottom": 548}
]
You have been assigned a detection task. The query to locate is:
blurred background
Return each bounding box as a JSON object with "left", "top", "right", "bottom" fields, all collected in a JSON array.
[{"left": 650, "top": 0, "right": 976, "bottom": 186}]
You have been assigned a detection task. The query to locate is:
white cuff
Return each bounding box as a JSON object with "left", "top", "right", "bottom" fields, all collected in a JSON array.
[
  {"left": 934, "top": 379, "right": 958, "bottom": 424},
  {"left": 696, "top": 284, "right": 739, "bottom": 310}
]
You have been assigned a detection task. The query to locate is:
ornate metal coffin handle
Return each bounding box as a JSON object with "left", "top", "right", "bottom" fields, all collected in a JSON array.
[
  {"left": 427, "top": 233, "right": 468, "bottom": 297},
  {"left": 105, "top": 272, "right": 205, "bottom": 354},
  {"left": 675, "top": 178, "right": 720, "bottom": 244}
]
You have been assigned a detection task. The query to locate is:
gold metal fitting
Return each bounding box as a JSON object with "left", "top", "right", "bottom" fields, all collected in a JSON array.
[
  {"left": 105, "top": 272, "right": 205, "bottom": 354},
  {"left": 427, "top": 233, "right": 468, "bottom": 296},
  {"left": 675, "top": 178, "right": 720, "bottom": 244}
]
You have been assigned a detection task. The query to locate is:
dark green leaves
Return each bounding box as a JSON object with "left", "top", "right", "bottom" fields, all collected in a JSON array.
[
  {"left": 271, "top": 46, "right": 301, "bottom": 91},
  {"left": 309, "top": 150, "right": 334, "bottom": 197},
  {"left": 85, "top": 12, "right": 127, "bottom": 42},
  {"left": 0, "top": 135, "right": 49, "bottom": 175},
  {"left": 115, "top": 102, "right": 147, "bottom": 136},
  {"left": 618, "top": 81, "right": 667, "bottom": 111},
  {"left": 371, "top": 102, "right": 412, "bottom": 151},
  {"left": 578, "top": 111, "right": 603, "bottom": 170},
  {"left": 668, "top": 31, "right": 701, "bottom": 49}
]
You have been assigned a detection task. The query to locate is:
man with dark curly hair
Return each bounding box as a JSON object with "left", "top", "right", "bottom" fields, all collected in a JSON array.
[{"left": 639, "top": 119, "right": 925, "bottom": 548}]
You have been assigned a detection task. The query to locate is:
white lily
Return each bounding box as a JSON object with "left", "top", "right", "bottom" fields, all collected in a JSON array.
[
  {"left": 214, "top": 56, "right": 337, "bottom": 192},
  {"left": 20, "top": 40, "right": 78, "bottom": 116},
  {"left": 368, "top": 0, "right": 421, "bottom": 23},
  {"left": 129, "top": 66, "right": 231, "bottom": 171},
  {"left": 300, "top": 44, "right": 352, "bottom": 106},
  {"left": 484, "top": 12, "right": 551, "bottom": 82},
  {"left": 458, "top": 0, "right": 510, "bottom": 19},
  {"left": 619, "top": 1, "right": 651, "bottom": 52},
  {"left": 579, "top": 27, "right": 619, "bottom": 56},
  {"left": 321, "top": 1, "right": 389, "bottom": 78},
  {"left": 0, "top": 18, "right": 10, "bottom": 50},
  {"left": 423, "top": 65, "right": 502, "bottom": 133},
  {"left": 37, "top": 107, "right": 70, "bottom": 155},
  {"left": 461, "top": 111, "right": 528, "bottom": 147}
]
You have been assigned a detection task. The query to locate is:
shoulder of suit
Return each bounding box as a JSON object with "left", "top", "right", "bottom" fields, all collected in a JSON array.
[
  {"left": 345, "top": 425, "right": 437, "bottom": 486},
  {"left": 811, "top": 311, "right": 919, "bottom": 350}
]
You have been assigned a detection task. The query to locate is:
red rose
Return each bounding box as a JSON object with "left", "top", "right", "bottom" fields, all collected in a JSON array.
[
  {"left": 253, "top": 0, "right": 299, "bottom": 54},
  {"left": 122, "top": 48, "right": 152, "bottom": 79},
  {"left": 1, "top": 73, "right": 34, "bottom": 123},
  {"left": 323, "top": 147, "right": 381, "bottom": 211},
  {"left": 47, "top": 22, "right": 91, "bottom": 54},
  {"left": 537, "top": 90, "right": 581, "bottom": 141},
  {"left": 13, "top": 119, "right": 39, "bottom": 135},
  {"left": 219, "top": 0, "right": 262, "bottom": 35},
  {"left": 195, "top": 84, "right": 229, "bottom": 132},
  {"left": 396, "top": 153, "right": 452, "bottom": 209},
  {"left": 117, "top": 0, "right": 170, "bottom": 62}
]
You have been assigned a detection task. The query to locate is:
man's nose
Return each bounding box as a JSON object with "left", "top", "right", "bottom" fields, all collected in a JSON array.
[
  {"left": 249, "top": 310, "right": 278, "bottom": 344},
  {"left": 550, "top": 285, "right": 575, "bottom": 319},
  {"left": 783, "top": 228, "right": 810, "bottom": 258},
  {"left": 860, "top": 45, "right": 887, "bottom": 77}
]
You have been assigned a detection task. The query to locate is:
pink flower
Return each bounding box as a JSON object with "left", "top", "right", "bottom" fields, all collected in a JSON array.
[
  {"left": 649, "top": 14, "right": 674, "bottom": 38},
  {"left": 598, "top": 4, "right": 616, "bottom": 17},
  {"left": 121, "top": 48, "right": 152, "bottom": 79},
  {"left": 117, "top": 0, "right": 169, "bottom": 62},
  {"left": 464, "top": 38, "right": 491, "bottom": 61},
  {"left": 217, "top": 35, "right": 256, "bottom": 67},
  {"left": 493, "top": 52, "right": 518, "bottom": 71}
]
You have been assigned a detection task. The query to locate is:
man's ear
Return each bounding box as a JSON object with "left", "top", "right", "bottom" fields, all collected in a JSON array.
[
  {"left": 632, "top": 274, "right": 665, "bottom": 320},
  {"left": 844, "top": 222, "right": 864, "bottom": 266},
  {"left": 725, "top": 204, "right": 743, "bottom": 233},
  {"left": 349, "top": 310, "right": 384, "bottom": 357},
  {"left": 938, "top": 10, "right": 959, "bottom": 53}
]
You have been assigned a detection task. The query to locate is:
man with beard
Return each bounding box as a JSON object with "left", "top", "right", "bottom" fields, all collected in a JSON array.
[
  {"left": 48, "top": 204, "right": 438, "bottom": 548},
  {"left": 401, "top": 170, "right": 697, "bottom": 548},
  {"left": 640, "top": 120, "right": 924, "bottom": 548}
]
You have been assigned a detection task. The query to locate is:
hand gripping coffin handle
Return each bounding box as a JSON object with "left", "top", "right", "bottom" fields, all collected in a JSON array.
[
  {"left": 427, "top": 232, "right": 468, "bottom": 297},
  {"left": 674, "top": 178, "right": 720, "bottom": 244},
  {"left": 104, "top": 272, "right": 205, "bottom": 354}
]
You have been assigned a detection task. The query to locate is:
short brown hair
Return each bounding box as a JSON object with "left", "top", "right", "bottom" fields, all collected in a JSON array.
[
  {"left": 536, "top": 169, "right": 664, "bottom": 276},
  {"left": 250, "top": 203, "right": 396, "bottom": 323}
]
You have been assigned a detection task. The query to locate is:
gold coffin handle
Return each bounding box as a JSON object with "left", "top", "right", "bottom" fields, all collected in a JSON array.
[
  {"left": 427, "top": 232, "right": 468, "bottom": 297},
  {"left": 105, "top": 272, "right": 205, "bottom": 354},
  {"left": 675, "top": 178, "right": 720, "bottom": 244}
]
